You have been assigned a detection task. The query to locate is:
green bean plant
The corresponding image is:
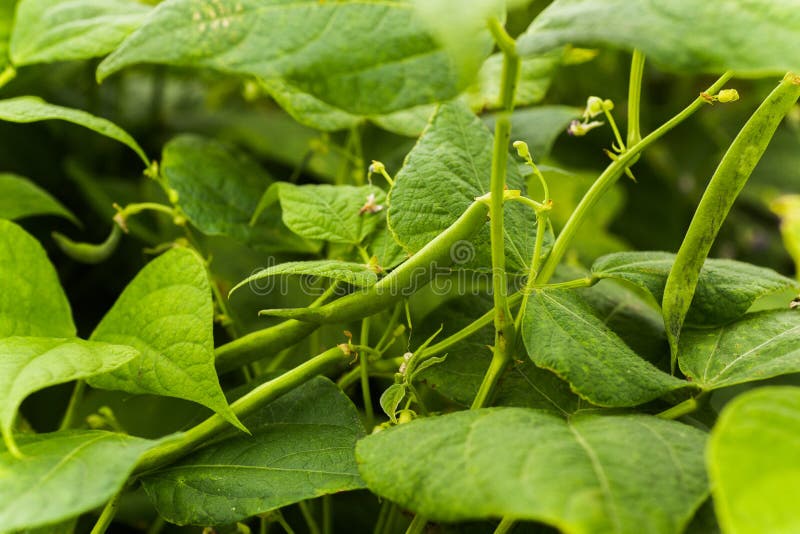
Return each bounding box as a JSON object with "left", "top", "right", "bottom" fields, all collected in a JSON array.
[{"left": 2, "top": 1, "right": 800, "bottom": 533}]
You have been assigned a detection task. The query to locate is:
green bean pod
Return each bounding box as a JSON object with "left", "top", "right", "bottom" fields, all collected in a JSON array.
[
  {"left": 52, "top": 224, "right": 122, "bottom": 264},
  {"left": 663, "top": 72, "right": 800, "bottom": 371},
  {"left": 259, "top": 200, "right": 490, "bottom": 323}
]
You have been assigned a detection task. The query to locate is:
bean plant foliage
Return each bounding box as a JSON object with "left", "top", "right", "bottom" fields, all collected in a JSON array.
[{"left": 1, "top": 1, "right": 800, "bottom": 533}]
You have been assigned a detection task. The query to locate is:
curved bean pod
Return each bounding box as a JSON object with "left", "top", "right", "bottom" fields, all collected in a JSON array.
[
  {"left": 259, "top": 200, "right": 490, "bottom": 324},
  {"left": 663, "top": 73, "right": 800, "bottom": 371}
]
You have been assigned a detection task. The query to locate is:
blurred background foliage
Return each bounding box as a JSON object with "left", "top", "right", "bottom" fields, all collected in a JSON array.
[{"left": 2, "top": 0, "right": 798, "bottom": 530}]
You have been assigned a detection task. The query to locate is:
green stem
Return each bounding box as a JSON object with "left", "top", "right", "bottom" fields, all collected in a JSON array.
[
  {"left": 493, "top": 518, "right": 517, "bottom": 534},
  {"left": 360, "top": 317, "right": 375, "bottom": 429},
  {"left": 627, "top": 50, "right": 646, "bottom": 147},
  {"left": 59, "top": 380, "right": 86, "bottom": 430},
  {"left": 405, "top": 513, "right": 428, "bottom": 534},
  {"left": 475, "top": 16, "right": 521, "bottom": 411},
  {"left": 0, "top": 64, "right": 16, "bottom": 89},
  {"left": 515, "top": 210, "right": 549, "bottom": 332},
  {"left": 146, "top": 516, "right": 165, "bottom": 534},
  {"left": 322, "top": 495, "right": 333, "bottom": 534},
  {"left": 299, "top": 501, "right": 321, "bottom": 534},
  {"left": 657, "top": 394, "right": 705, "bottom": 420},
  {"left": 135, "top": 346, "right": 348, "bottom": 474},
  {"left": 373, "top": 500, "right": 391, "bottom": 534},
  {"left": 275, "top": 511, "right": 297, "bottom": 534},
  {"left": 375, "top": 302, "right": 404, "bottom": 354},
  {"left": 536, "top": 71, "right": 734, "bottom": 284},
  {"left": 90, "top": 491, "right": 122, "bottom": 534},
  {"left": 603, "top": 107, "right": 626, "bottom": 151}
]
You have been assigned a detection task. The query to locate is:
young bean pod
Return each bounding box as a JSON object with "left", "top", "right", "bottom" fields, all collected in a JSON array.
[
  {"left": 259, "top": 200, "right": 490, "bottom": 324},
  {"left": 52, "top": 224, "right": 122, "bottom": 264},
  {"left": 663, "top": 72, "right": 800, "bottom": 371}
]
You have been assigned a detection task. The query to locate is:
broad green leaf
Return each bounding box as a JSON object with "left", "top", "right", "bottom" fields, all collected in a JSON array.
[
  {"left": 518, "top": 0, "right": 800, "bottom": 76},
  {"left": 582, "top": 278, "right": 667, "bottom": 368},
  {"left": 98, "top": 0, "right": 484, "bottom": 116},
  {"left": 370, "top": 104, "right": 435, "bottom": 137},
  {"left": 357, "top": 408, "right": 708, "bottom": 532},
  {"left": 592, "top": 252, "right": 799, "bottom": 326},
  {"left": 231, "top": 260, "right": 378, "bottom": 297},
  {"left": 141, "top": 377, "right": 365, "bottom": 525},
  {"left": 0, "top": 337, "right": 137, "bottom": 455},
  {"left": 87, "top": 248, "right": 245, "bottom": 432},
  {"left": 0, "top": 430, "right": 165, "bottom": 531},
  {"left": 10, "top": 0, "right": 150, "bottom": 66},
  {"left": 522, "top": 289, "right": 688, "bottom": 407},
  {"left": 708, "top": 386, "right": 800, "bottom": 534},
  {"left": 467, "top": 50, "right": 562, "bottom": 111},
  {"left": 771, "top": 194, "right": 800, "bottom": 276},
  {"left": 388, "top": 101, "right": 546, "bottom": 273},
  {"left": 417, "top": 296, "right": 581, "bottom": 414},
  {"left": 679, "top": 310, "right": 800, "bottom": 390},
  {"left": 0, "top": 96, "right": 148, "bottom": 164},
  {"left": 0, "top": 219, "right": 75, "bottom": 337},
  {"left": 0, "top": 173, "right": 78, "bottom": 224},
  {"left": 662, "top": 75, "right": 800, "bottom": 369},
  {"left": 259, "top": 78, "right": 361, "bottom": 132},
  {"left": 279, "top": 183, "right": 385, "bottom": 245},
  {"left": 160, "top": 135, "right": 317, "bottom": 253}
]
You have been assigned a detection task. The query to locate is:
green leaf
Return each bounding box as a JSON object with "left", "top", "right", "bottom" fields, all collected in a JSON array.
[
  {"left": 369, "top": 104, "right": 435, "bottom": 138},
  {"left": 0, "top": 337, "right": 137, "bottom": 456},
  {"left": 0, "top": 430, "right": 165, "bottom": 531},
  {"left": 259, "top": 78, "right": 361, "bottom": 132},
  {"left": 388, "top": 101, "right": 546, "bottom": 273},
  {"left": 10, "top": 0, "right": 150, "bottom": 66},
  {"left": 522, "top": 289, "right": 688, "bottom": 407},
  {"left": 357, "top": 408, "right": 708, "bottom": 532},
  {"left": 160, "top": 135, "right": 317, "bottom": 254},
  {"left": 708, "top": 386, "right": 800, "bottom": 534},
  {"left": 141, "top": 377, "right": 365, "bottom": 525},
  {"left": 87, "top": 248, "right": 245, "bottom": 432},
  {"left": 279, "top": 183, "right": 385, "bottom": 245},
  {"left": 0, "top": 96, "right": 148, "bottom": 165},
  {"left": 98, "top": 0, "right": 482, "bottom": 116},
  {"left": 517, "top": 0, "right": 800, "bottom": 76},
  {"left": 380, "top": 383, "right": 406, "bottom": 424},
  {"left": 0, "top": 1, "right": 17, "bottom": 70},
  {"left": 467, "top": 50, "right": 562, "bottom": 111},
  {"left": 0, "top": 219, "right": 75, "bottom": 337},
  {"left": 679, "top": 310, "right": 800, "bottom": 390},
  {"left": 592, "top": 251, "right": 799, "bottom": 326},
  {"left": 417, "top": 296, "right": 581, "bottom": 414},
  {"left": 0, "top": 173, "right": 78, "bottom": 224},
  {"left": 231, "top": 260, "right": 378, "bottom": 297},
  {"left": 367, "top": 223, "right": 408, "bottom": 271}
]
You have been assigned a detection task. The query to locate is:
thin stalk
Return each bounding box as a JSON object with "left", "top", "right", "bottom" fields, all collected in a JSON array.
[
  {"left": 536, "top": 71, "right": 734, "bottom": 284},
  {"left": 146, "top": 516, "right": 165, "bottom": 534},
  {"left": 473, "top": 16, "right": 521, "bottom": 411},
  {"left": 59, "top": 380, "right": 86, "bottom": 430},
  {"left": 0, "top": 65, "right": 16, "bottom": 89},
  {"left": 627, "top": 50, "right": 646, "bottom": 147},
  {"left": 135, "top": 346, "right": 348, "bottom": 474},
  {"left": 90, "top": 491, "right": 122, "bottom": 534},
  {"left": 299, "top": 501, "right": 321, "bottom": 534},
  {"left": 657, "top": 394, "right": 705, "bottom": 420},
  {"left": 375, "top": 302, "right": 404, "bottom": 354},
  {"left": 275, "top": 511, "right": 297, "bottom": 534},
  {"left": 373, "top": 500, "right": 391, "bottom": 534},
  {"left": 603, "top": 107, "right": 626, "bottom": 151},
  {"left": 493, "top": 518, "right": 517, "bottom": 534},
  {"left": 322, "top": 496, "right": 333, "bottom": 534},
  {"left": 360, "top": 316, "right": 375, "bottom": 429},
  {"left": 515, "top": 211, "right": 548, "bottom": 332},
  {"left": 381, "top": 504, "right": 399, "bottom": 534},
  {"left": 405, "top": 514, "right": 427, "bottom": 534}
]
